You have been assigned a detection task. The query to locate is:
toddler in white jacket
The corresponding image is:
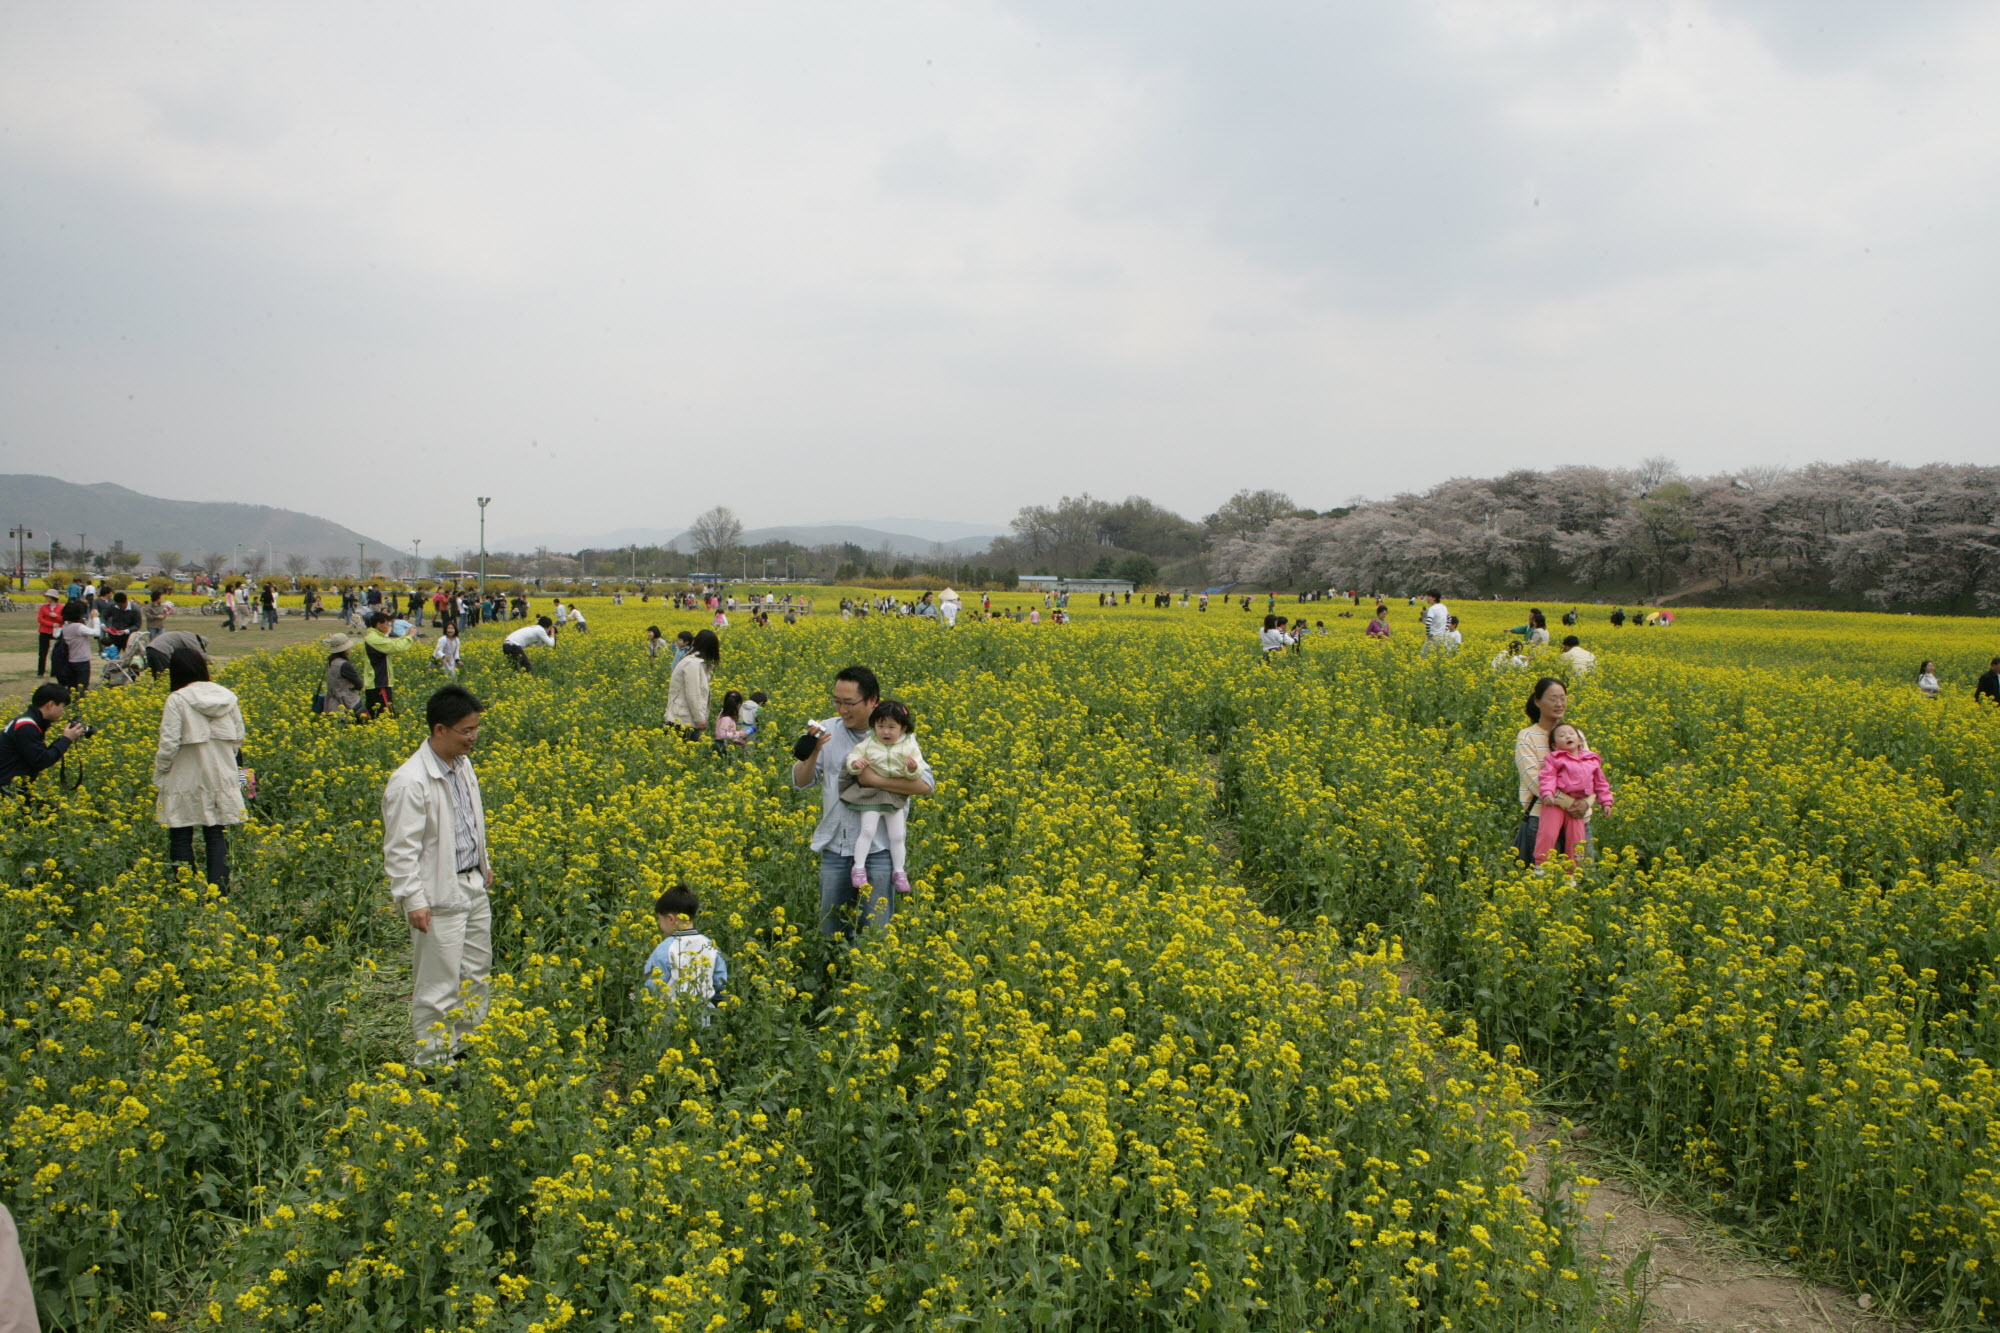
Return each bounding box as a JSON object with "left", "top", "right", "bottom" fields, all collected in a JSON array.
[{"left": 841, "top": 699, "right": 925, "bottom": 894}]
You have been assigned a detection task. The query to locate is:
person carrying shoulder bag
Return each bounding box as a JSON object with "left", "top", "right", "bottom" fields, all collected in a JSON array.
[{"left": 321, "top": 634, "right": 365, "bottom": 721}]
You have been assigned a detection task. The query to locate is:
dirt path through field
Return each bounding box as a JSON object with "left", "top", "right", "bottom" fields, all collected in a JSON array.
[
  {"left": 1206, "top": 761, "right": 1918, "bottom": 1331},
  {"left": 1526, "top": 1126, "right": 1909, "bottom": 1332}
]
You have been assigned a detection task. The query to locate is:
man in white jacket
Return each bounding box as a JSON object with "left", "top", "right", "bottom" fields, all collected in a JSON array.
[{"left": 381, "top": 683, "right": 494, "bottom": 1066}]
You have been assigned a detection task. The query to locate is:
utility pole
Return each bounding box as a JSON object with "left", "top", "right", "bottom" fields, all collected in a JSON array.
[
  {"left": 477, "top": 498, "right": 491, "bottom": 602},
  {"left": 357, "top": 541, "right": 365, "bottom": 581},
  {"left": 413, "top": 538, "right": 422, "bottom": 578},
  {"left": 234, "top": 542, "right": 242, "bottom": 575},
  {"left": 79, "top": 533, "right": 87, "bottom": 573},
  {"left": 8, "top": 527, "right": 29, "bottom": 590}
]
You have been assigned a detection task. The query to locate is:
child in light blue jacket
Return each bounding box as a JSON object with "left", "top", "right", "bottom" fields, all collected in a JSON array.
[{"left": 639, "top": 884, "right": 727, "bottom": 1021}]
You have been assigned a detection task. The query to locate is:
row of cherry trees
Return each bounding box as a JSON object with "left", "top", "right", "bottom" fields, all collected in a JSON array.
[{"left": 1207, "top": 460, "right": 1999, "bottom": 612}]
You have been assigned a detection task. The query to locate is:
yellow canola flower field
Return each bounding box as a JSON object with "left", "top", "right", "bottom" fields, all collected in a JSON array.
[
  {"left": 0, "top": 590, "right": 1990, "bottom": 1328},
  {"left": 1218, "top": 597, "right": 2000, "bottom": 1321}
]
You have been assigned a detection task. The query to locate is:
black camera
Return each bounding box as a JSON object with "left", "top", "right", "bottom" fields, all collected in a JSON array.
[{"left": 77, "top": 725, "right": 97, "bottom": 739}]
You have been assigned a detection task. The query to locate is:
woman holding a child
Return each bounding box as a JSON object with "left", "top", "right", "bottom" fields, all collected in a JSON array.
[{"left": 1511, "top": 676, "right": 1594, "bottom": 864}]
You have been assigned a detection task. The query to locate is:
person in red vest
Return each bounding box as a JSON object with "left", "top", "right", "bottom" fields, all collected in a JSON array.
[{"left": 35, "top": 590, "right": 62, "bottom": 676}]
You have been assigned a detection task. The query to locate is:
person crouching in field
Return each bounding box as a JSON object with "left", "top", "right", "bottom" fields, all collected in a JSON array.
[
  {"left": 1533, "top": 722, "right": 1614, "bottom": 866},
  {"left": 640, "top": 884, "right": 727, "bottom": 1025},
  {"left": 503, "top": 616, "right": 556, "bottom": 671}
]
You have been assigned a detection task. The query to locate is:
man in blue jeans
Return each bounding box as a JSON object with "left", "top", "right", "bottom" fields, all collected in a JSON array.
[{"left": 791, "top": 664, "right": 936, "bottom": 938}]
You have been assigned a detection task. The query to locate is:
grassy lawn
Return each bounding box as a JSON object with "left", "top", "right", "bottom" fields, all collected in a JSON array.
[{"left": 0, "top": 601, "right": 361, "bottom": 715}]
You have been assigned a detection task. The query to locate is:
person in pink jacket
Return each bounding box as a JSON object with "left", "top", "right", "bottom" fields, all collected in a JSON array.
[{"left": 1534, "top": 722, "right": 1614, "bottom": 865}]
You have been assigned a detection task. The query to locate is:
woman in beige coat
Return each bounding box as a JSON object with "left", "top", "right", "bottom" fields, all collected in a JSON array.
[
  {"left": 153, "top": 648, "right": 247, "bottom": 891},
  {"left": 664, "top": 628, "right": 719, "bottom": 739}
]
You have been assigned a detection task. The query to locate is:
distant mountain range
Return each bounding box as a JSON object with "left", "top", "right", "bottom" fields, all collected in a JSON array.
[
  {"left": 492, "top": 517, "right": 1006, "bottom": 558},
  {"left": 0, "top": 475, "right": 1008, "bottom": 569},
  {"left": 0, "top": 474, "right": 402, "bottom": 565}
]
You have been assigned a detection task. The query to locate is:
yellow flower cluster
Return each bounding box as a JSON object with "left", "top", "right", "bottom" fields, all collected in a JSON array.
[{"left": 20, "top": 587, "right": 1979, "bottom": 1327}]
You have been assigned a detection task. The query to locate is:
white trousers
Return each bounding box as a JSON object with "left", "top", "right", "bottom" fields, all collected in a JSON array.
[
  {"left": 853, "top": 805, "right": 909, "bottom": 875},
  {"left": 411, "top": 870, "right": 491, "bottom": 1064},
  {"left": 0, "top": 1204, "right": 35, "bottom": 1333}
]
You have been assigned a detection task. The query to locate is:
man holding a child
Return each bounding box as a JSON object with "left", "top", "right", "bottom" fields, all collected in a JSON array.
[{"left": 792, "top": 665, "right": 935, "bottom": 939}]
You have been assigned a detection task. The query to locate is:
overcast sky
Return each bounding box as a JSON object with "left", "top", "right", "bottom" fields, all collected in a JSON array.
[{"left": 3, "top": 1, "right": 1995, "bottom": 552}]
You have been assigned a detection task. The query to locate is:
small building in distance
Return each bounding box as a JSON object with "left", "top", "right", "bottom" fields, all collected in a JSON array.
[{"left": 1018, "top": 574, "right": 1135, "bottom": 596}]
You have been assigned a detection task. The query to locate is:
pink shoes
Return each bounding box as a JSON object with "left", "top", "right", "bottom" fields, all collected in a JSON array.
[{"left": 851, "top": 864, "right": 916, "bottom": 894}]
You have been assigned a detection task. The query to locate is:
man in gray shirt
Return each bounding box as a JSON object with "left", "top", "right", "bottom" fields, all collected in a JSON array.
[{"left": 791, "top": 664, "right": 935, "bottom": 938}]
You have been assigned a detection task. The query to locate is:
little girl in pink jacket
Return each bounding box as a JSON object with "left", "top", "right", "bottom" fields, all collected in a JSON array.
[{"left": 1534, "top": 722, "right": 1615, "bottom": 864}]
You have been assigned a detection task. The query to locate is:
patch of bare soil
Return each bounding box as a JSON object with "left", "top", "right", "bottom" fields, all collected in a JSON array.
[{"left": 1530, "top": 1125, "right": 1918, "bottom": 1332}]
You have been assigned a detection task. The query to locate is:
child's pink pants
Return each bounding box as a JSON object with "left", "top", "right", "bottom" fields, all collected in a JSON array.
[{"left": 1532, "top": 799, "right": 1590, "bottom": 864}]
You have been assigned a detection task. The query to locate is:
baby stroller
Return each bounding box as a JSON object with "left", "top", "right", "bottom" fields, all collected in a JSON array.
[{"left": 101, "top": 631, "right": 149, "bottom": 688}]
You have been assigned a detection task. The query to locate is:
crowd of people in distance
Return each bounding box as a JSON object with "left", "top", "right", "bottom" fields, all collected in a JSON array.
[{"left": 4, "top": 569, "right": 1995, "bottom": 1123}]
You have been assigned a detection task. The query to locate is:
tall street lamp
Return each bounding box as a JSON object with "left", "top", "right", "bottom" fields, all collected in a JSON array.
[
  {"left": 477, "top": 498, "right": 491, "bottom": 602},
  {"left": 8, "top": 527, "right": 30, "bottom": 590}
]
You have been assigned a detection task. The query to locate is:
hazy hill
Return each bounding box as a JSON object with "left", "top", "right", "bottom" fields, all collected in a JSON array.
[{"left": 0, "top": 475, "right": 403, "bottom": 565}]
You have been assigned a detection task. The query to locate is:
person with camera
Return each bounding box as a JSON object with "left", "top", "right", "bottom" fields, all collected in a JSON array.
[
  {"left": 0, "top": 682, "right": 90, "bottom": 794},
  {"left": 362, "top": 610, "right": 419, "bottom": 717},
  {"left": 791, "top": 665, "right": 935, "bottom": 939},
  {"left": 152, "top": 648, "right": 246, "bottom": 893},
  {"left": 502, "top": 616, "right": 556, "bottom": 672}
]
